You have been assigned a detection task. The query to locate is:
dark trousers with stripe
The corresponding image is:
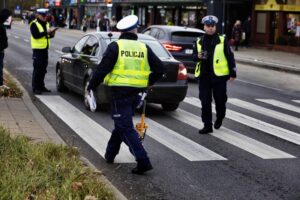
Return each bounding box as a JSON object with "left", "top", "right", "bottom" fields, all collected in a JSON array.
[
  {"left": 32, "top": 49, "right": 48, "bottom": 91},
  {"left": 199, "top": 75, "right": 228, "bottom": 127},
  {"left": 105, "top": 94, "right": 151, "bottom": 166}
]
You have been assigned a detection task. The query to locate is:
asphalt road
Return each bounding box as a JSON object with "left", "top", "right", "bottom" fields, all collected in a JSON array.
[{"left": 4, "top": 22, "right": 300, "bottom": 200}]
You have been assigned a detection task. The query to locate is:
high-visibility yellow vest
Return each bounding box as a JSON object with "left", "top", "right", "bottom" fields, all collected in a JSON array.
[
  {"left": 194, "top": 35, "right": 229, "bottom": 78},
  {"left": 104, "top": 39, "right": 151, "bottom": 87},
  {"left": 30, "top": 19, "right": 50, "bottom": 49}
]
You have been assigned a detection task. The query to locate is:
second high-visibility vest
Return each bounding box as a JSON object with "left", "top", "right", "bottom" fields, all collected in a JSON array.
[
  {"left": 104, "top": 39, "right": 151, "bottom": 87},
  {"left": 194, "top": 35, "right": 229, "bottom": 78},
  {"left": 30, "top": 19, "right": 50, "bottom": 49}
]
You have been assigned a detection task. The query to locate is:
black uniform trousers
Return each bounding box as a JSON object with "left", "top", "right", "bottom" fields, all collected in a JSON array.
[
  {"left": 105, "top": 94, "right": 151, "bottom": 167},
  {"left": 32, "top": 49, "right": 48, "bottom": 92},
  {"left": 199, "top": 75, "right": 228, "bottom": 127}
]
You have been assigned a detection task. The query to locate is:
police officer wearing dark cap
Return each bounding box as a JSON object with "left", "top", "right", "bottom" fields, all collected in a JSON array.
[
  {"left": 87, "top": 15, "right": 164, "bottom": 175},
  {"left": 193, "top": 15, "right": 236, "bottom": 134},
  {"left": 30, "top": 8, "right": 57, "bottom": 94}
]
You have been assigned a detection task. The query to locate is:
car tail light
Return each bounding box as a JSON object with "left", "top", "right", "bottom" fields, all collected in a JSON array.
[
  {"left": 177, "top": 63, "right": 187, "bottom": 80},
  {"left": 163, "top": 43, "right": 183, "bottom": 51}
]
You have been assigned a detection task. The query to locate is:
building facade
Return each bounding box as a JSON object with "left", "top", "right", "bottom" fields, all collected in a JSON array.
[{"left": 252, "top": 0, "right": 300, "bottom": 50}]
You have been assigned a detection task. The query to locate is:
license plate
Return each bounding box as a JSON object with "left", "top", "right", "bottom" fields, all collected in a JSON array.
[{"left": 185, "top": 49, "right": 193, "bottom": 54}]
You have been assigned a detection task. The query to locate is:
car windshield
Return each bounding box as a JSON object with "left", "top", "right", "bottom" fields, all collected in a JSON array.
[
  {"left": 104, "top": 38, "right": 171, "bottom": 59},
  {"left": 171, "top": 31, "right": 202, "bottom": 43}
]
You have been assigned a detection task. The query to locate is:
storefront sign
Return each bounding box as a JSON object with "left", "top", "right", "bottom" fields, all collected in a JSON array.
[
  {"left": 113, "top": 0, "right": 202, "bottom": 3},
  {"left": 282, "top": 5, "right": 300, "bottom": 12},
  {"left": 55, "top": 0, "right": 62, "bottom": 6},
  {"left": 255, "top": 0, "right": 282, "bottom": 11}
]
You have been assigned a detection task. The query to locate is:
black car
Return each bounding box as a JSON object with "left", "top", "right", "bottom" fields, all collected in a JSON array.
[
  {"left": 142, "top": 25, "right": 205, "bottom": 74},
  {"left": 56, "top": 32, "right": 188, "bottom": 111}
]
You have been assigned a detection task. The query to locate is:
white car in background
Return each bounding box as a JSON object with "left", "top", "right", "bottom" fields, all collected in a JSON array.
[{"left": 4, "top": 16, "right": 12, "bottom": 29}]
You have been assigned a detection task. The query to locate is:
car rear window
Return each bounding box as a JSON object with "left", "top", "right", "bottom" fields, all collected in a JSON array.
[
  {"left": 104, "top": 39, "right": 171, "bottom": 59},
  {"left": 171, "top": 31, "right": 202, "bottom": 43}
]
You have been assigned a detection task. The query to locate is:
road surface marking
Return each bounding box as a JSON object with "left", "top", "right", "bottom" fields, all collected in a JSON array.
[
  {"left": 257, "top": 99, "right": 300, "bottom": 114},
  {"left": 156, "top": 106, "right": 295, "bottom": 159},
  {"left": 14, "top": 36, "right": 19, "bottom": 39},
  {"left": 133, "top": 116, "right": 227, "bottom": 161},
  {"left": 228, "top": 98, "right": 300, "bottom": 127},
  {"left": 184, "top": 97, "right": 300, "bottom": 145},
  {"left": 24, "top": 39, "right": 29, "bottom": 43},
  {"left": 36, "top": 95, "right": 135, "bottom": 163},
  {"left": 292, "top": 100, "right": 300, "bottom": 104}
]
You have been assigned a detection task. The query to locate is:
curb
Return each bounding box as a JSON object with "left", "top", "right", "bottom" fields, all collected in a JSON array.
[
  {"left": 4, "top": 68, "right": 128, "bottom": 200},
  {"left": 235, "top": 58, "right": 300, "bottom": 75}
]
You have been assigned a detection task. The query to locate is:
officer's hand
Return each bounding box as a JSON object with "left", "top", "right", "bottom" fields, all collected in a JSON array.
[
  {"left": 229, "top": 77, "right": 236, "bottom": 81},
  {"left": 197, "top": 52, "right": 203, "bottom": 59}
]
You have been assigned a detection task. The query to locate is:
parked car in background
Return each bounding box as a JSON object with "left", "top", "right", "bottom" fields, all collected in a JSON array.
[
  {"left": 142, "top": 25, "right": 205, "bottom": 74},
  {"left": 4, "top": 16, "right": 12, "bottom": 29},
  {"left": 56, "top": 32, "right": 188, "bottom": 111}
]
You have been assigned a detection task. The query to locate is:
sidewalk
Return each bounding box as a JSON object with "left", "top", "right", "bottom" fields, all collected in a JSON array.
[
  {"left": 0, "top": 70, "right": 127, "bottom": 200},
  {"left": 234, "top": 47, "right": 300, "bottom": 74}
]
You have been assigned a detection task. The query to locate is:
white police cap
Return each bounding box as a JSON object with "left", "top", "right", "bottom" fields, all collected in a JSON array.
[
  {"left": 37, "top": 8, "right": 49, "bottom": 15},
  {"left": 202, "top": 15, "right": 218, "bottom": 25},
  {"left": 116, "top": 15, "right": 138, "bottom": 32}
]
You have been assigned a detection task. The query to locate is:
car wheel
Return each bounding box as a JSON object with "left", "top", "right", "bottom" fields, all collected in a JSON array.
[
  {"left": 56, "top": 66, "right": 66, "bottom": 92},
  {"left": 161, "top": 103, "right": 179, "bottom": 111}
]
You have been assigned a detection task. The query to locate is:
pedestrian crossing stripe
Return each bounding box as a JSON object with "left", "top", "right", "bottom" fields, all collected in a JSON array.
[
  {"left": 228, "top": 98, "right": 300, "bottom": 127},
  {"left": 292, "top": 100, "right": 300, "bottom": 104},
  {"left": 133, "top": 116, "right": 227, "bottom": 161},
  {"left": 257, "top": 99, "right": 300, "bottom": 114},
  {"left": 36, "top": 95, "right": 135, "bottom": 163},
  {"left": 37, "top": 95, "right": 226, "bottom": 162},
  {"left": 37, "top": 95, "right": 298, "bottom": 162},
  {"left": 150, "top": 105, "right": 295, "bottom": 159},
  {"left": 184, "top": 97, "right": 300, "bottom": 146}
]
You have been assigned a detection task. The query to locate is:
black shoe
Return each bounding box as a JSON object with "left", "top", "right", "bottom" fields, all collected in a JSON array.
[
  {"left": 42, "top": 87, "right": 51, "bottom": 92},
  {"left": 33, "top": 90, "right": 42, "bottom": 95},
  {"left": 198, "top": 126, "right": 213, "bottom": 134},
  {"left": 214, "top": 119, "right": 223, "bottom": 129},
  {"left": 132, "top": 163, "right": 153, "bottom": 175},
  {"left": 104, "top": 153, "right": 114, "bottom": 164}
]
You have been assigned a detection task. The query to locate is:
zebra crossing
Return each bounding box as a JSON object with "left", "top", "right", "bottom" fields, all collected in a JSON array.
[{"left": 36, "top": 95, "right": 300, "bottom": 163}]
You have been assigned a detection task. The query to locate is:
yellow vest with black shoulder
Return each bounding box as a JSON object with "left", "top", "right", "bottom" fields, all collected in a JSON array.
[
  {"left": 194, "top": 35, "right": 229, "bottom": 78},
  {"left": 30, "top": 19, "right": 50, "bottom": 49},
  {"left": 103, "top": 39, "right": 151, "bottom": 87}
]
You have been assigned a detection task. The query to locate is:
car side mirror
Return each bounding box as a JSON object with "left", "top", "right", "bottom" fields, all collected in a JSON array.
[{"left": 62, "top": 47, "right": 72, "bottom": 53}]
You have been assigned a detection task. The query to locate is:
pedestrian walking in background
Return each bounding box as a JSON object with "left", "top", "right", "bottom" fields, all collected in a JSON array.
[
  {"left": 87, "top": 15, "right": 164, "bottom": 174},
  {"left": 98, "top": 13, "right": 110, "bottom": 31},
  {"left": 242, "top": 16, "right": 251, "bottom": 47},
  {"left": 193, "top": 15, "right": 237, "bottom": 134},
  {"left": 110, "top": 16, "right": 117, "bottom": 31},
  {"left": 232, "top": 20, "right": 243, "bottom": 51},
  {"left": 0, "top": 8, "right": 11, "bottom": 89},
  {"left": 30, "top": 8, "right": 57, "bottom": 94},
  {"left": 82, "top": 16, "right": 88, "bottom": 32}
]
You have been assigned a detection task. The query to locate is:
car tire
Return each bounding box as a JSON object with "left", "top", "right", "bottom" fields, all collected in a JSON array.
[
  {"left": 56, "top": 66, "right": 67, "bottom": 92},
  {"left": 161, "top": 103, "right": 179, "bottom": 111}
]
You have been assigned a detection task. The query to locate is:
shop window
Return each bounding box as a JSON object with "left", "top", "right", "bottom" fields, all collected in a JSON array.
[
  {"left": 256, "top": 13, "right": 267, "bottom": 33},
  {"left": 286, "top": 13, "right": 300, "bottom": 36}
]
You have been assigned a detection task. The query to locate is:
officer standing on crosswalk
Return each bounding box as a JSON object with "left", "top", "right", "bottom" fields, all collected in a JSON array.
[
  {"left": 193, "top": 15, "right": 237, "bottom": 134},
  {"left": 87, "top": 15, "right": 164, "bottom": 174},
  {"left": 30, "top": 8, "right": 57, "bottom": 94}
]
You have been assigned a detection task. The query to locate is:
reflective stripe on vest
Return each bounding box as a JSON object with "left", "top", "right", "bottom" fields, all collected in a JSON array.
[
  {"left": 104, "top": 39, "right": 151, "bottom": 87},
  {"left": 30, "top": 20, "right": 50, "bottom": 49},
  {"left": 194, "top": 36, "right": 229, "bottom": 77}
]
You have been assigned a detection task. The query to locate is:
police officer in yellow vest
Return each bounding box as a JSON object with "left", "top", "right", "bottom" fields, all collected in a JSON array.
[
  {"left": 30, "top": 8, "right": 57, "bottom": 94},
  {"left": 87, "top": 15, "right": 164, "bottom": 174},
  {"left": 193, "top": 15, "right": 236, "bottom": 134}
]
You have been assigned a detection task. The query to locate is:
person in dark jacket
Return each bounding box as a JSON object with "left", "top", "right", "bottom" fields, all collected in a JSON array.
[
  {"left": 231, "top": 20, "right": 243, "bottom": 51},
  {"left": 0, "top": 8, "right": 11, "bottom": 88},
  {"left": 193, "top": 15, "right": 236, "bottom": 134},
  {"left": 87, "top": 15, "right": 164, "bottom": 175},
  {"left": 30, "top": 8, "right": 57, "bottom": 94}
]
